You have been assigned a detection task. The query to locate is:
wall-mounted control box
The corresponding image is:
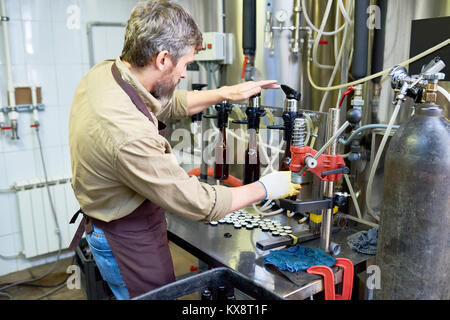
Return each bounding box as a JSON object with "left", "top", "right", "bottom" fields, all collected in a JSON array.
[{"left": 194, "top": 32, "right": 235, "bottom": 64}]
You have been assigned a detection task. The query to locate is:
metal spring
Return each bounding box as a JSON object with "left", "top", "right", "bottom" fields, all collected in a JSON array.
[{"left": 292, "top": 117, "right": 306, "bottom": 147}]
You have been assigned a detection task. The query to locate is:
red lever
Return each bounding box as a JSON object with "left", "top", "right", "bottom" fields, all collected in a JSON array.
[
  {"left": 190, "top": 265, "right": 199, "bottom": 272},
  {"left": 290, "top": 145, "right": 346, "bottom": 182},
  {"left": 338, "top": 86, "right": 354, "bottom": 108},
  {"left": 318, "top": 40, "right": 329, "bottom": 45},
  {"left": 1, "top": 126, "right": 12, "bottom": 130}
]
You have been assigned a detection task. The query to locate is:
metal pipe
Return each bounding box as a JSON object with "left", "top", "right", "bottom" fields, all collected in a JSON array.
[
  {"left": 87, "top": 21, "right": 126, "bottom": 68},
  {"left": 314, "top": 121, "right": 349, "bottom": 161},
  {"left": 291, "top": 0, "right": 301, "bottom": 54},
  {"left": 217, "top": 0, "right": 224, "bottom": 33},
  {"left": 320, "top": 108, "right": 340, "bottom": 253},
  {"left": 31, "top": 85, "right": 39, "bottom": 126}
]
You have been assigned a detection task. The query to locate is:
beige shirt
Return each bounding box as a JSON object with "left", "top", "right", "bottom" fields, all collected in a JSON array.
[{"left": 68, "top": 57, "right": 232, "bottom": 223}]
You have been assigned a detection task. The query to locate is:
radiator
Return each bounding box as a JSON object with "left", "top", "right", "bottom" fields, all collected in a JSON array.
[{"left": 15, "top": 176, "right": 80, "bottom": 258}]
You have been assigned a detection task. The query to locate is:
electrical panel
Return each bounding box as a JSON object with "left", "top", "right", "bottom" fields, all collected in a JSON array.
[{"left": 194, "top": 32, "right": 234, "bottom": 64}]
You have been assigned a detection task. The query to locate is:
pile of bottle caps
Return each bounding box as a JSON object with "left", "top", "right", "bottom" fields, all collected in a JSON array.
[{"left": 207, "top": 209, "right": 293, "bottom": 237}]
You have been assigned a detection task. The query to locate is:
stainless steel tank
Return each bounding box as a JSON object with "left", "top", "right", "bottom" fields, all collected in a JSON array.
[{"left": 223, "top": 0, "right": 343, "bottom": 110}]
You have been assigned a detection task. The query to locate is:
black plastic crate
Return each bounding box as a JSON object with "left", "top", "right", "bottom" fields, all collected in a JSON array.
[
  {"left": 75, "top": 237, "right": 113, "bottom": 300},
  {"left": 133, "top": 267, "right": 283, "bottom": 300}
]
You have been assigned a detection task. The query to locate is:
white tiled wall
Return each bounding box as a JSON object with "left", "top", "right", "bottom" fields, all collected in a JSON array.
[{"left": 0, "top": 0, "right": 139, "bottom": 277}]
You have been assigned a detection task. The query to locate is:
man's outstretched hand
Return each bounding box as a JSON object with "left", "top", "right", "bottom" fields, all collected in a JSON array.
[{"left": 219, "top": 80, "right": 280, "bottom": 102}]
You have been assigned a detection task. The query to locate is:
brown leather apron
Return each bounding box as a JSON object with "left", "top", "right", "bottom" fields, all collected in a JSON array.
[{"left": 69, "top": 61, "right": 175, "bottom": 298}]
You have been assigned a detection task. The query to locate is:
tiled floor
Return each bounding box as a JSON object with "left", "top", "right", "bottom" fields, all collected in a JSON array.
[{"left": 0, "top": 241, "right": 199, "bottom": 300}]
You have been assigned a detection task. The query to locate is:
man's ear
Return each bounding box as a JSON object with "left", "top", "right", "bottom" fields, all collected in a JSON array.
[{"left": 155, "top": 50, "right": 171, "bottom": 71}]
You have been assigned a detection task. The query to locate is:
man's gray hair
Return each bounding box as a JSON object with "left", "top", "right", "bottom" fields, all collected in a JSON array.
[{"left": 121, "top": 0, "right": 202, "bottom": 68}]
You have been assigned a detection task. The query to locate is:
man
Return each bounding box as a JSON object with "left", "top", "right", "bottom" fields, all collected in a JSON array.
[{"left": 68, "top": 0, "right": 300, "bottom": 300}]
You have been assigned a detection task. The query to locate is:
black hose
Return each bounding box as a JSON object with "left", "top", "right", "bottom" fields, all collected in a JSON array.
[
  {"left": 371, "top": 0, "right": 388, "bottom": 83},
  {"left": 242, "top": 0, "right": 256, "bottom": 56},
  {"left": 351, "top": 0, "right": 370, "bottom": 80}
]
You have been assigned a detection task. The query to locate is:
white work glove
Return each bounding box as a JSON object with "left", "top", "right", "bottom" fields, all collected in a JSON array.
[{"left": 257, "top": 171, "right": 301, "bottom": 201}]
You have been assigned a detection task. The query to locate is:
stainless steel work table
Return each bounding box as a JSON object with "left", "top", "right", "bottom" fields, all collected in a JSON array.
[{"left": 166, "top": 209, "right": 373, "bottom": 300}]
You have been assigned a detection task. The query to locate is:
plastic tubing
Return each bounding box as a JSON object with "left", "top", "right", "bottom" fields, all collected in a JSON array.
[
  {"left": 437, "top": 85, "right": 450, "bottom": 104},
  {"left": 259, "top": 130, "right": 273, "bottom": 175},
  {"left": 301, "top": 0, "right": 346, "bottom": 36},
  {"left": 307, "top": 39, "right": 450, "bottom": 92},
  {"left": 252, "top": 203, "right": 284, "bottom": 217},
  {"left": 309, "top": 0, "right": 353, "bottom": 70},
  {"left": 260, "top": 200, "right": 274, "bottom": 211},
  {"left": 333, "top": 0, "right": 340, "bottom": 62},
  {"left": 340, "top": 213, "right": 379, "bottom": 228},
  {"left": 312, "top": 0, "right": 336, "bottom": 70},
  {"left": 365, "top": 101, "right": 402, "bottom": 221},
  {"left": 344, "top": 173, "right": 362, "bottom": 219},
  {"left": 338, "top": 0, "right": 352, "bottom": 23},
  {"left": 318, "top": 3, "right": 352, "bottom": 112}
]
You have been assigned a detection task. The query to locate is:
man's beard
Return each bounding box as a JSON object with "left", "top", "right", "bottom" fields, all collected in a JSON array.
[{"left": 151, "top": 76, "right": 179, "bottom": 105}]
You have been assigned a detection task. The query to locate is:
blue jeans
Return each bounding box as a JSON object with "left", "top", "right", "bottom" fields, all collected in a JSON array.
[{"left": 86, "top": 224, "right": 130, "bottom": 300}]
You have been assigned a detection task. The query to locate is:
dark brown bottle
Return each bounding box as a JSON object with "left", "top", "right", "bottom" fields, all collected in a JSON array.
[
  {"left": 232, "top": 94, "right": 265, "bottom": 184},
  {"left": 214, "top": 127, "right": 229, "bottom": 180},
  {"left": 244, "top": 130, "right": 260, "bottom": 184}
]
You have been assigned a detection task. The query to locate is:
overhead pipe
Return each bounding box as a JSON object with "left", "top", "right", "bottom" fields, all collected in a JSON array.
[{"left": 87, "top": 22, "right": 126, "bottom": 68}]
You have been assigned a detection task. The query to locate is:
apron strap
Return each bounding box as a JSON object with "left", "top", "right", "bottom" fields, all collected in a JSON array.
[
  {"left": 111, "top": 62, "right": 155, "bottom": 125},
  {"left": 68, "top": 209, "right": 93, "bottom": 251},
  {"left": 111, "top": 61, "right": 168, "bottom": 133},
  {"left": 69, "top": 208, "right": 83, "bottom": 224}
]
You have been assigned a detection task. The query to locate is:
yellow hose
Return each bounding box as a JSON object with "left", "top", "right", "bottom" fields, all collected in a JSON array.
[{"left": 307, "top": 38, "right": 450, "bottom": 92}]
